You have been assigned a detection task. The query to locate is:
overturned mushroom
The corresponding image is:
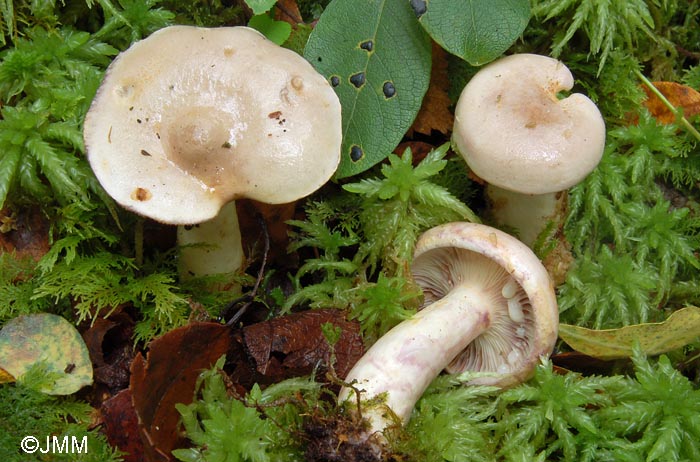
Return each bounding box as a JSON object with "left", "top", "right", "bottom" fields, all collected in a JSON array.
[
  {"left": 452, "top": 53, "right": 605, "bottom": 245},
  {"left": 83, "top": 26, "right": 342, "bottom": 277},
  {"left": 339, "top": 222, "right": 558, "bottom": 436}
]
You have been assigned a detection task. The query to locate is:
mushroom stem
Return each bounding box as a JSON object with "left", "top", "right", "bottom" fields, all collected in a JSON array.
[
  {"left": 337, "top": 222, "right": 559, "bottom": 444},
  {"left": 486, "top": 186, "right": 567, "bottom": 247},
  {"left": 177, "top": 201, "right": 244, "bottom": 282},
  {"left": 338, "top": 284, "right": 492, "bottom": 435}
]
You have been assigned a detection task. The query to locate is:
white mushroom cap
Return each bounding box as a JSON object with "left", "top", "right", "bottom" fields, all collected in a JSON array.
[
  {"left": 84, "top": 26, "right": 342, "bottom": 224},
  {"left": 452, "top": 53, "right": 605, "bottom": 195},
  {"left": 411, "top": 222, "right": 559, "bottom": 387}
]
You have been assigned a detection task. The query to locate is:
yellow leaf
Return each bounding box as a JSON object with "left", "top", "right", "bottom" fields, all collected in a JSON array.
[
  {"left": 0, "top": 367, "right": 15, "bottom": 384},
  {"left": 642, "top": 81, "right": 700, "bottom": 124},
  {"left": 559, "top": 306, "right": 700, "bottom": 360},
  {"left": 0, "top": 313, "right": 92, "bottom": 395}
]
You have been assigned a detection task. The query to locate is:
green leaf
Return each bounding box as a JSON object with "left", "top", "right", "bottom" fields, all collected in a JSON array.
[
  {"left": 244, "top": 0, "right": 277, "bottom": 15},
  {"left": 0, "top": 313, "right": 93, "bottom": 395},
  {"left": 558, "top": 306, "right": 700, "bottom": 359},
  {"left": 248, "top": 13, "right": 292, "bottom": 45},
  {"left": 304, "top": 0, "right": 431, "bottom": 178},
  {"left": 416, "top": 0, "right": 530, "bottom": 65}
]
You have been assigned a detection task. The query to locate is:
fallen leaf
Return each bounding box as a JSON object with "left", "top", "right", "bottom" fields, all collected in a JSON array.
[
  {"left": 239, "top": 309, "right": 363, "bottom": 384},
  {"left": 0, "top": 366, "right": 14, "bottom": 383},
  {"left": 0, "top": 313, "right": 93, "bottom": 394},
  {"left": 642, "top": 81, "right": 700, "bottom": 124},
  {"left": 409, "top": 42, "right": 454, "bottom": 136},
  {"left": 394, "top": 141, "right": 436, "bottom": 164},
  {"left": 101, "top": 389, "right": 145, "bottom": 462},
  {"left": 130, "top": 322, "right": 233, "bottom": 461},
  {"left": 274, "top": 0, "right": 303, "bottom": 25},
  {"left": 559, "top": 306, "right": 700, "bottom": 360},
  {"left": 82, "top": 314, "right": 135, "bottom": 392}
]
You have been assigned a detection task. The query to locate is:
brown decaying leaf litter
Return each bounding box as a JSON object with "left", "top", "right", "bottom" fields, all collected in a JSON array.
[{"left": 96, "top": 311, "right": 362, "bottom": 460}]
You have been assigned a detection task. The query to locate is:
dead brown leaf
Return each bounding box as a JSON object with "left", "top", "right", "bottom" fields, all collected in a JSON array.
[
  {"left": 394, "top": 141, "right": 436, "bottom": 164},
  {"left": 130, "top": 322, "right": 233, "bottom": 461},
  {"left": 642, "top": 81, "right": 700, "bottom": 124},
  {"left": 82, "top": 313, "right": 135, "bottom": 392},
  {"left": 409, "top": 42, "right": 454, "bottom": 136},
  {"left": 101, "top": 389, "right": 145, "bottom": 462},
  {"left": 127, "top": 310, "right": 362, "bottom": 461},
  {"left": 274, "top": 0, "right": 303, "bottom": 25},
  {"left": 237, "top": 309, "right": 363, "bottom": 384}
]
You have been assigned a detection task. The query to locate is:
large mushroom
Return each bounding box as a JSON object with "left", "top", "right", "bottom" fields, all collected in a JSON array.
[
  {"left": 338, "top": 222, "right": 558, "bottom": 436},
  {"left": 83, "top": 26, "right": 342, "bottom": 277},
  {"left": 452, "top": 53, "right": 606, "bottom": 246}
]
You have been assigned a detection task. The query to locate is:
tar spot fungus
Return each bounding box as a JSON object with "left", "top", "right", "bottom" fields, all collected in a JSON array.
[
  {"left": 360, "top": 40, "right": 374, "bottom": 52},
  {"left": 140, "top": 149, "right": 152, "bottom": 156},
  {"left": 350, "top": 72, "right": 366, "bottom": 89},
  {"left": 383, "top": 81, "right": 396, "bottom": 98},
  {"left": 410, "top": 0, "right": 427, "bottom": 17},
  {"left": 350, "top": 145, "right": 364, "bottom": 162},
  {"left": 330, "top": 75, "right": 340, "bottom": 87}
]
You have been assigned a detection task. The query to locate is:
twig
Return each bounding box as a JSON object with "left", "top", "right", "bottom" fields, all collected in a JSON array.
[
  {"left": 635, "top": 69, "right": 700, "bottom": 143},
  {"left": 675, "top": 44, "right": 700, "bottom": 61},
  {"left": 224, "top": 213, "right": 270, "bottom": 326}
]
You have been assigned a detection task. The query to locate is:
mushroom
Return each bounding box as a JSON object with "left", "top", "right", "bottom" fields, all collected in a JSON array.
[
  {"left": 338, "top": 222, "right": 558, "bottom": 436},
  {"left": 452, "top": 53, "right": 606, "bottom": 246},
  {"left": 83, "top": 26, "right": 342, "bottom": 277}
]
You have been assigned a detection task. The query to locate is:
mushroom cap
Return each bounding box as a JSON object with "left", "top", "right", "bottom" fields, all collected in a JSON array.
[
  {"left": 452, "top": 53, "right": 605, "bottom": 195},
  {"left": 84, "top": 26, "right": 342, "bottom": 224},
  {"left": 411, "top": 222, "right": 558, "bottom": 387}
]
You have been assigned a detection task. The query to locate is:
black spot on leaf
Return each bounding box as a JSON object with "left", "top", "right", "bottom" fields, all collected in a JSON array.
[
  {"left": 330, "top": 75, "right": 340, "bottom": 87},
  {"left": 350, "top": 72, "right": 366, "bottom": 88},
  {"left": 383, "top": 81, "right": 396, "bottom": 98},
  {"left": 410, "top": 0, "right": 427, "bottom": 17},
  {"left": 350, "top": 145, "right": 364, "bottom": 162},
  {"left": 360, "top": 40, "right": 374, "bottom": 52}
]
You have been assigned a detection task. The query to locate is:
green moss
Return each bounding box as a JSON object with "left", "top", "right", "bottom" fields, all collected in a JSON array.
[{"left": 0, "top": 363, "right": 122, "bottom": 462}]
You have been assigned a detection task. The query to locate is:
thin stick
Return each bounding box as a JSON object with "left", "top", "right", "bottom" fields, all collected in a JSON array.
[
  {"left": 635, "top": 69, "right": 700, "bottom": 142},
  {"left": 225, "top": 213, "right": 270, "bottom": 326}
]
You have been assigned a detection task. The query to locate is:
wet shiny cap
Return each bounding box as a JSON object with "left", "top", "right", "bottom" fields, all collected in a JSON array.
[
  {"left": 84, "top": 26, "right": 342, "bottom": 224},
  {"left": 452, "top": 54, "right": 605, "bottom": 195}
]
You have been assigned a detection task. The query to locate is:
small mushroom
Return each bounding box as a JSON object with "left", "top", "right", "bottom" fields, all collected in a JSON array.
[
  {"left": 452, "top": 53, "right": 606, "bottom": 245},
  {"left": 338, "top": 222, "right": 558, "bottom": 436},
  {"left": 83, "top": 26, "right": 342, "bottom": 277}
]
